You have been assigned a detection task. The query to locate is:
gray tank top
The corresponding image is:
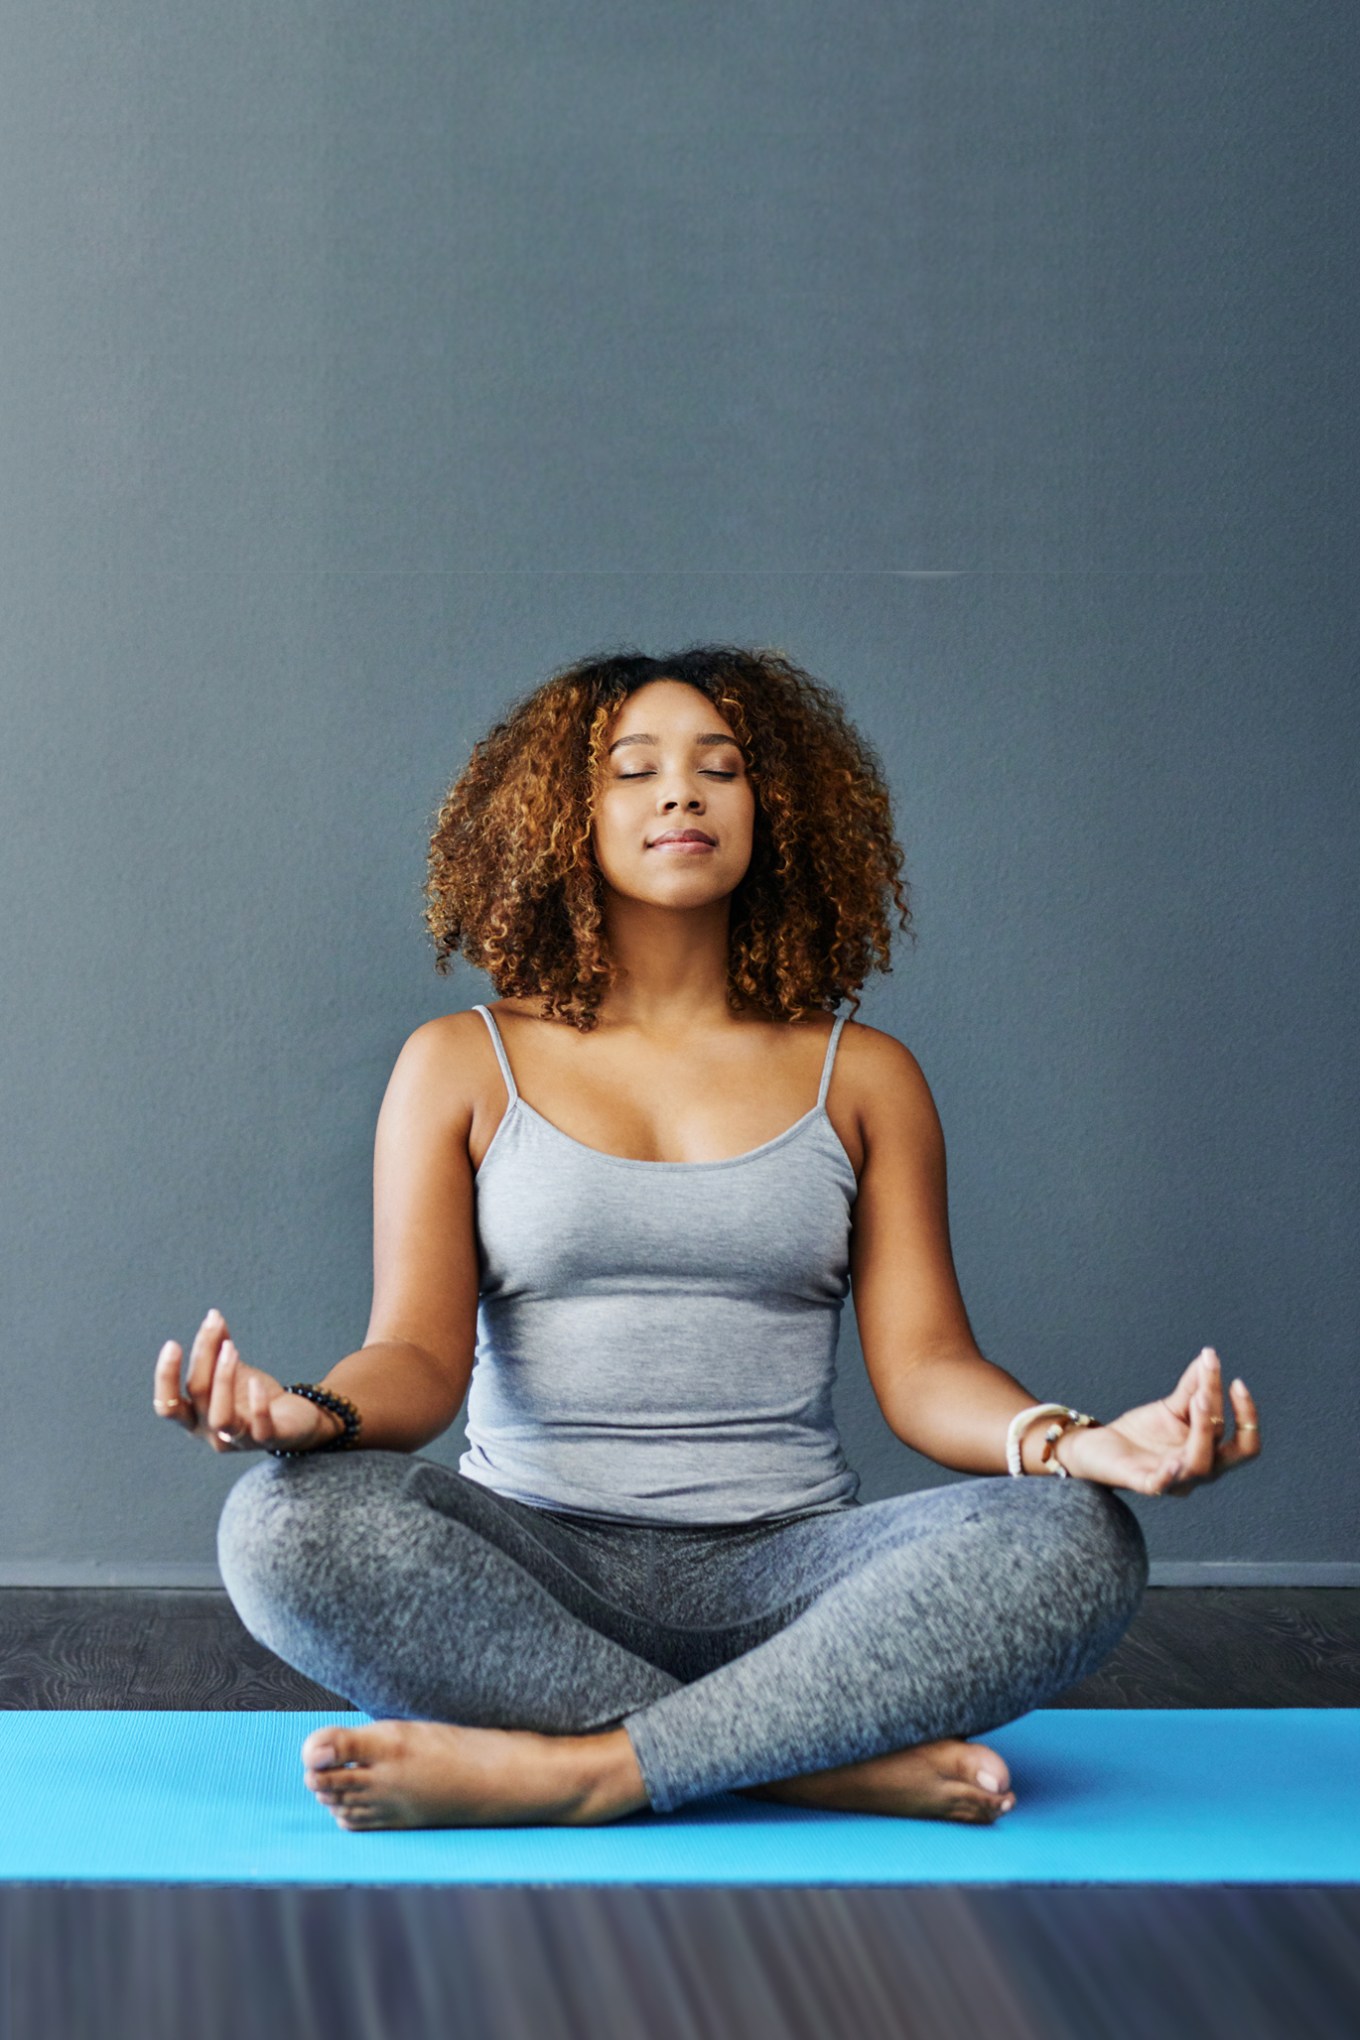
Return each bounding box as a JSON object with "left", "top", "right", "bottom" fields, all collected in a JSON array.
[{"left": 459, "top": 1004, "right": 862, "bottom": 1525}]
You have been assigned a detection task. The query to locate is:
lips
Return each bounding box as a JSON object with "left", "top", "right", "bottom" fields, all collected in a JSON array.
[{"left": 649, "top": 830, "right": 715, "bottom": 847}]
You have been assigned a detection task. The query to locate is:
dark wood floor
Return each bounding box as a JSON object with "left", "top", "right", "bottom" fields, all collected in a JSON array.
[
  {"left": 2, "top": 1582, "right": 1358, "bottom": 1710},
  {"left": 3, "top": 1588, "right": 1358, "bottom": 2040}
]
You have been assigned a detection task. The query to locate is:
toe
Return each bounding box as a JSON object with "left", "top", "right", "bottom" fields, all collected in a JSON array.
[
  {"left": 334, "top": 1777, "right": 373, "bottom": 1805},
  {"left": 955, "top": 1742, "right": 1011, "bottom": 1797},
  {"left": 335, "top": 1804, "right": 383, "bottom": 1831},
  {"left": 301, "top": 1726, "right": 367, "bottom": 1772},
  {"left": 307, "top": 1766, "right": 371, "bottom": 1800},
  {"left": 950, "top": 1784, "right": 1006, "bottom": 1825}
]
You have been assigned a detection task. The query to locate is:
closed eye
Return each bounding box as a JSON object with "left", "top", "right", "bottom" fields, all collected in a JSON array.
[{"left": 618, "top": 771, "right": 736, "bottom": 781}]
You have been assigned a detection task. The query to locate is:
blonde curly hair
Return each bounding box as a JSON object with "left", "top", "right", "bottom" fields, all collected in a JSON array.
[{"left": 424, "top": 643, "right": 915, "bottom": 1031}]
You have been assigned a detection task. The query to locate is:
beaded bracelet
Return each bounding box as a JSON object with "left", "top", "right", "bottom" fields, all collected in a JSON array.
[
  {"left": 1039, "top": 1410, "right": 1096, "bottom": 1477},
  {"left": 265, "top": 1383, "right": 363, "bottom": 1458},
  {"left": 1005, "top": 1403, "right": 1097, "bottom": 1478}
]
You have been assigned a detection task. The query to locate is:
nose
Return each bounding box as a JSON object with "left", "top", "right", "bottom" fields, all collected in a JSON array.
[{"left": 657, "top": 778, "right": 704, "bottom": 812}]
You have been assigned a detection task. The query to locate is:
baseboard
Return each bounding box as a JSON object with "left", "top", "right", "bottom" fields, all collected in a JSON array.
[
  {"left": 0, "top": 1560, "right": 1356, "bottom": 1589},
  {"left": 0, "top": 1563, "right": 224, "bottom": 1587},
  {"left": 1147, "top": 1562, "right": 1360, "bottom": 1586}
]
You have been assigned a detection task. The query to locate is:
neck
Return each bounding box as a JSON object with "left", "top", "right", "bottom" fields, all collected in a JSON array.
[{"left": 595, "top": 889, "right": 736, "bottom": 1032}]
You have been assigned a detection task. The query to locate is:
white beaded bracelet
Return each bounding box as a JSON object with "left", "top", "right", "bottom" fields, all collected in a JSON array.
[{"left": 1006, "top": 1403, "right": 1097, "bottom": 1478}]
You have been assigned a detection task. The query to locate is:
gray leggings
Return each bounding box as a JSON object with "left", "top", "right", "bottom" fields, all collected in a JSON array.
[{"left": 217, "top": 1452, "right": 1148, "bottom": 1814}]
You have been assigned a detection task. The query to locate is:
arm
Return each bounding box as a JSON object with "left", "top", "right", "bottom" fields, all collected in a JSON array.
[
  {"left": 159, "top": 1016, "right": 483, "bottom": 1456},
  {"left": 846, "top": 1027, "right": 1262, "bottom": 1495},
  {"left": 303, "top": 1339, "right": 468, "bottom": 1456},
  {"left": 311, "top": 1017, "right": 481, "bottom": 1451},
  {"left": 846, "top": 1029, "right": 1055, "bottom": 1475}
]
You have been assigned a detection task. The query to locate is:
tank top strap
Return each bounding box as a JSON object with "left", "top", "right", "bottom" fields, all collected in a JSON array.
[
  {"left": 817, "top": 1010, "right": 848, "bottom": 1110},
  {"left": 472, "top": 1004, "right": 519, "bottom": 1106}
]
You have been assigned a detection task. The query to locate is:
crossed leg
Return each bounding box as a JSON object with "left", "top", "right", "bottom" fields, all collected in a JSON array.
[{"left": 217, "top": 1453, "right": 1146, "bottom": 1830}]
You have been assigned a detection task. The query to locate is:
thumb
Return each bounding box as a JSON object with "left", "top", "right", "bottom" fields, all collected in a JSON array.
[
  {"left": 248, "top": 1379, "right": 330, "bottom": 1449},
  {"left": 272, "top": 1389, "right": 336, "bottom": 1447}
]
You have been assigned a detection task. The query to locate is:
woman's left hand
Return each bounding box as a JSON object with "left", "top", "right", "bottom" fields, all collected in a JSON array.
[{"left": 1051, "top": 1348, "right": 1261, "bottom": 1497}]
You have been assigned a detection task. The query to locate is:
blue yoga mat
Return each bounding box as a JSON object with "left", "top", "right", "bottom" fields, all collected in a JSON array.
[{"left": 4, "top": 1709, "right": 1356, "bottom": 1886}]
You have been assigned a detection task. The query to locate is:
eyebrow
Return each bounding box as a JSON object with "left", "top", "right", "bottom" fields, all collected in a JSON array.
[{"left": 606, "top": 732, "right": 742, "bottom": 755}]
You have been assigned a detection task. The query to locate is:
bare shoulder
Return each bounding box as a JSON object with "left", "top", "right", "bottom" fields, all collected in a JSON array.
[
  {"left": 839, "top": 1018, "right": 935, "bottom": 1097},
  {"left": 396, "top": 1008, "right": 484, "bottom": 1064},
  {"left": 411, "top": 1008, "right": 492, "bottom": 1049},
  {"left": 838, "top": 1019, "right": 942, "bottom": 1146},
  {"left": 385, "top": 1009, "right": 496, "bottom": 1129}
]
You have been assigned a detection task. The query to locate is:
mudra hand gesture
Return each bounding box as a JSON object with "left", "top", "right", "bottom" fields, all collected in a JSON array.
[
  {"left": 151, "top": 1308, "right": 341, "bottom": 1454},
  {"left": 1055, "top": 1347, "right": 1260, "bottom": 1496}
]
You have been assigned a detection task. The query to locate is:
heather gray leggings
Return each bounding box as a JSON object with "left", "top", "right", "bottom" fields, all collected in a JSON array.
[{"left": 217, "top": 1451, "right": 1148, "bottom": 1814}]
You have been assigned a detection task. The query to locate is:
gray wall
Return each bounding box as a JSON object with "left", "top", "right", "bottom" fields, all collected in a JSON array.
[{"left": 2, "top": 4, "right": 1354, "bottom": 1581}]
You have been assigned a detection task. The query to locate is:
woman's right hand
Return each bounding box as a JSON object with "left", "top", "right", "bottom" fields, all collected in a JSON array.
[{"left": 152, "top": 1309, "right": 341, "bottom": 1455}]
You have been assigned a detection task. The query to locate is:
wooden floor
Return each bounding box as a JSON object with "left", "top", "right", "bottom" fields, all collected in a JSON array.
[
  {"left": 4, "top": 1582, "right": 1359, "bottom": 1710},
  {"left": 2, "top": 1587, "right": 1358, "bottom": 2039}
]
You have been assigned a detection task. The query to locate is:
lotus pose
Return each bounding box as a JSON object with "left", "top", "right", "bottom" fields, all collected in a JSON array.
[{"left": 153, "top": 646, "right": 1260, "bottom": 1831}]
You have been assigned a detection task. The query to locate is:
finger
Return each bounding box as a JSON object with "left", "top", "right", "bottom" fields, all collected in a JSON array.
[
  {"left": 1153, "top": 1438, "right": 1206, "bottom": 1496},
  {"left": 1201, "top": 1348, "right": 1225, "bottom": 1437},
  {"left": 207, "top": 1338, "right": 244, "bottom": 1448},
  {"left": 185, "top": 1309, "right": 229, "bottom": 1422},
  {"left": 1143, "top": 1443, "right": 1188, "bottom": 1496},
  {"left": 1213, "top": 1377, "right": 1262, "bottom": 1473},
  {"left": 1161, "top": 1348, "right": 1214, "bottom": 1423},
  {"left": 152, "top": 1341, "right": 196, "bottom": 1428},
  {"left": 1155, "top": 1387, "right": 1223, "bottom": 1495},
  {"left": 246, "top": 1371, "right": 277, "bottom": 1447},
  {"left": 1181, "top": 1386, "right": 1218, "bottom": 1479},
  {"left": 1100, "top": 1431, "right": 1187, "bottom": 1500},
  {"left": 1230, "top": 1376, "right": 1260, "bottom": 1449}
]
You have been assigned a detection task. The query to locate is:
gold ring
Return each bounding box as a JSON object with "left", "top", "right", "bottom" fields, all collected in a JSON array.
[
  {"left": 1210, "top": 1416, "right": 1224, "bottom": 1427},
  {"left": 154, "top": 1399, "right": 183, "bottom": 1414},
  {"left": 1238, "top": 1421, "right": 1260, "bottom": 1431}
]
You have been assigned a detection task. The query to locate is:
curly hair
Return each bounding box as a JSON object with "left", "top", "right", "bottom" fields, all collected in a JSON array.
[{"left": 424, "top": 643, "right": 915, "bottom": 1031}]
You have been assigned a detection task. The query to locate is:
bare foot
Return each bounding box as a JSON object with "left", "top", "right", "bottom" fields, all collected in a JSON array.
[
  {"left": 738, "top": 1738, "right": 1017, "bottom": 1824},
  {"left": 300, "top": 1719, "right": 649, "bottom": 1831}
]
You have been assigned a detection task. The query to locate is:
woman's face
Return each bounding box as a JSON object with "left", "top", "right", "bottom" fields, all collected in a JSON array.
[{"left": 591, "top": 679, "right": 756, "bottom": 907}]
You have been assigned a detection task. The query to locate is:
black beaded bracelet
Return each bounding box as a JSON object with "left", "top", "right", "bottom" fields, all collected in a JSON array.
[{"left": 265, "top": 1383, "right": 363, "bottom": 1458}]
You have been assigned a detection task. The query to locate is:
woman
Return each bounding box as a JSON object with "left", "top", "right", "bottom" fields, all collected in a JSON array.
[{"left": 153, "top": 645, "right": 1260, "bottom": 1833}]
